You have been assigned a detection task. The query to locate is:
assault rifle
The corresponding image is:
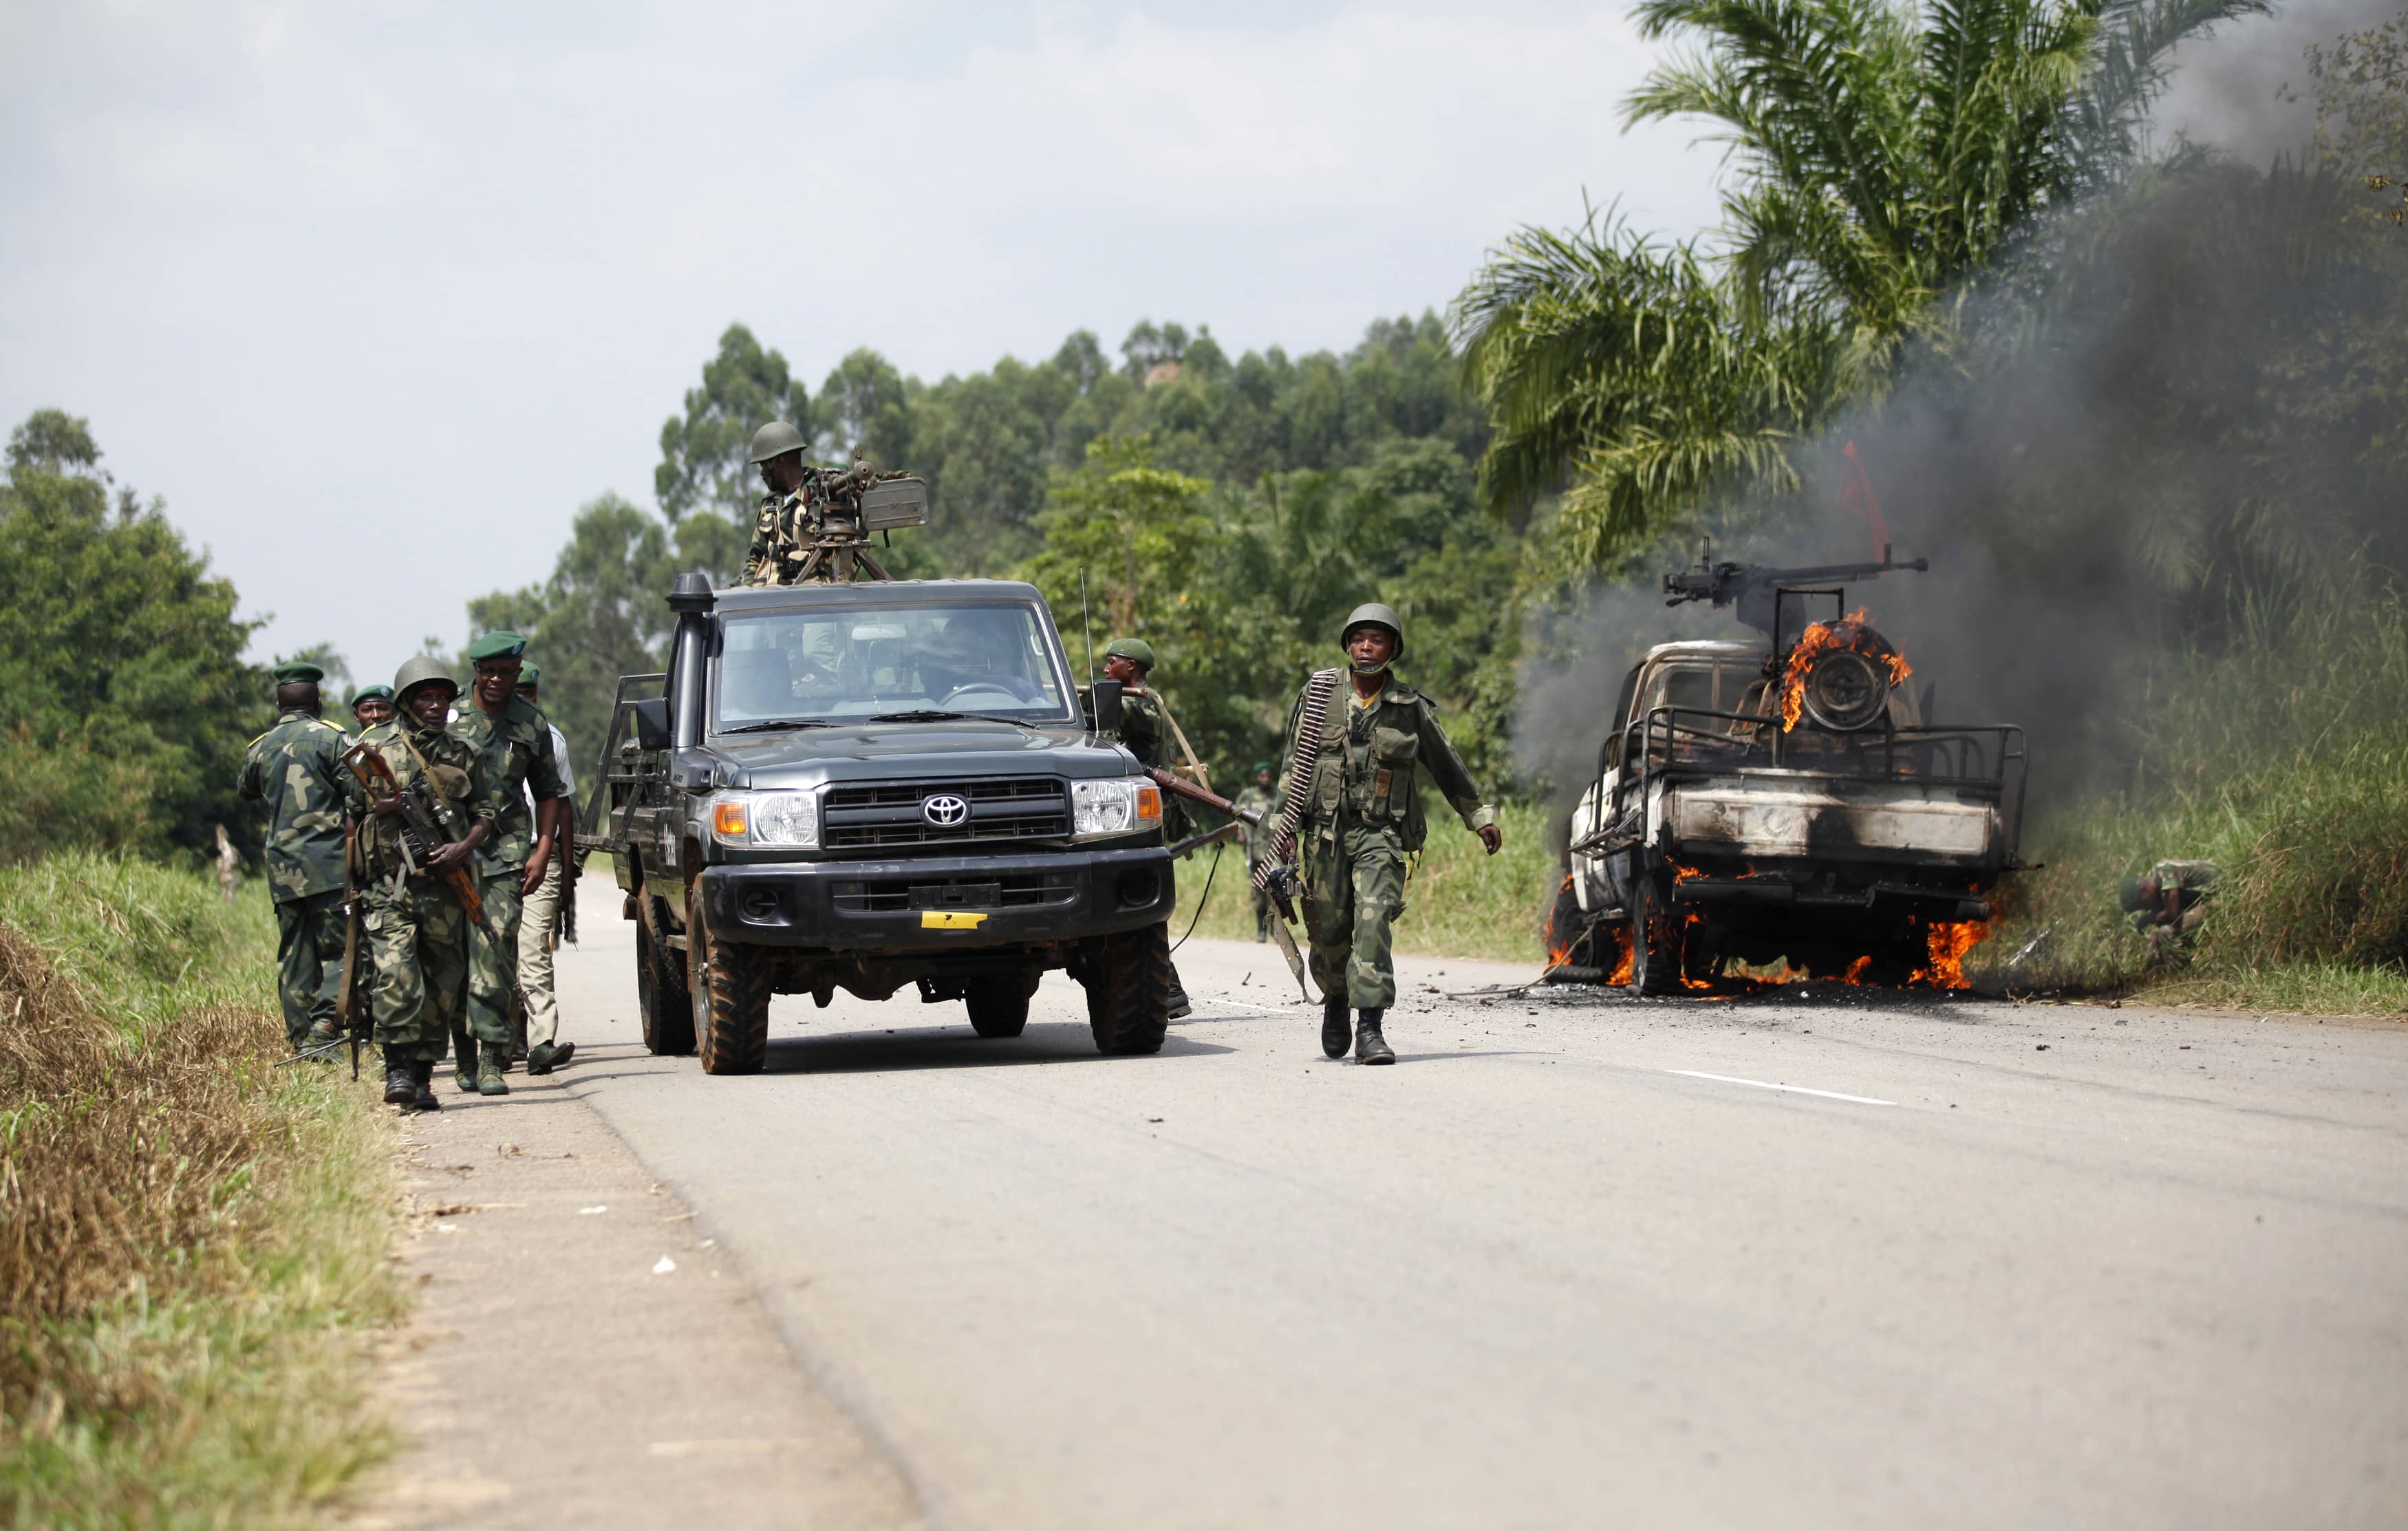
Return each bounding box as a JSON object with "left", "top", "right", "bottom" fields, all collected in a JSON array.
[{"left": 1664, "top": 538, "right": 1929, "bottom": 634}]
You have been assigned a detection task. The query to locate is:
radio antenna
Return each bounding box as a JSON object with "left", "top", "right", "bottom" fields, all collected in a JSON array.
[{"left": 1079, "top": 566, "right": 1097, "bottom": 684}]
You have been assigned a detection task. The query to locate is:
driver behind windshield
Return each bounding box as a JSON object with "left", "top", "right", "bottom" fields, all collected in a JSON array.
[{"left": 914, "top": 610, "right": 1049, "bottom": 705}]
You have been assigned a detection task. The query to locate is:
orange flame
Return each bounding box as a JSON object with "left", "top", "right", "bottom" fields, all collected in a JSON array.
[
  {"left": 1841, "top": 955, "right": 1874, "bottom": 984},
  {"left": 1911, "top": 921, "right": 1988, "bottom": 989},
  {"left": 1778, "top": 608, "right": 1915, "bottom": 732}
]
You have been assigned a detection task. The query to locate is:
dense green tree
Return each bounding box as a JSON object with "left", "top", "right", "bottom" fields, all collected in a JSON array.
[{"left": 0, "top": 410, "right": 265, "bottom": 863}]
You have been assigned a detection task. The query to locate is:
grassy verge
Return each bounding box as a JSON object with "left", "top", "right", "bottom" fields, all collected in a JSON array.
[
  {"left": 1172, "top": 800, "right": 1553, "bottom": 967},
  {"left": 1981, "top": 588, "right": 2408, "bottom": 1016},
  {"left": 0, "top": 853, "right": 402, "bottom": 1528}
]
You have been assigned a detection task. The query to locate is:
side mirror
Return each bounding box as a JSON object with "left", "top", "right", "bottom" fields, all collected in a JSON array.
[
  {"left": 1088, "top": 679, "right": 1124, "bottom": 734},
  {"left": 631, "top": 697, "right": 671, "bottom": 751}
]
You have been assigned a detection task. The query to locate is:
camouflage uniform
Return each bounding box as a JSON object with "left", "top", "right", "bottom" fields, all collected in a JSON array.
[
  {"left": 1115, "top": 685, "right": 1192, "bottom": 839},
  {"left": 1233, "top": 778, "right": 1278, "bottom": 940},
  {"left": 746, "top": 486, "right": 812, "bottom": 586},
  {"left": 237, "top": 709, "right": 353, "bottom": 1049},
  {"left": 1282, "top": 675, "right": 1493, "bottom": 1010},
  {"left": 2131, "top": 859, "right": 2219, "bottom": 958},
  {"left": 345, "top": 719, "right": 487, "bottom": 1063},
  {"left": 448, "top": 693, "right": 570, "bottom": 1050}
]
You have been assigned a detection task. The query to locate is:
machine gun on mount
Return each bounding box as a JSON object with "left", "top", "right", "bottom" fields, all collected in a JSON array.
[
  {"left": 1664, "top": 538, "right": 1928, "bottom": 638},
  {"left": 768, "top": 447, "right": 930, "bottom": 584}
]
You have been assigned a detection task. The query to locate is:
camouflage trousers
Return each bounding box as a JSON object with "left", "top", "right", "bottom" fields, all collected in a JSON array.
[
  {"left": 274, "top": 889, "right": 349, "bottom": 1050},
  {"left": 1301, "top": 820, "right": 1408, "bottom": 1010},
  {"left": 365, "top": 878, "right": 475, "bottom": 1063},
  {"left": 462, "top": 866, "right": 523, "bottom": 1051}
]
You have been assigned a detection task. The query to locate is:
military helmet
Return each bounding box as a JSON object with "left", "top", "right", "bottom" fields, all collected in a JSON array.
[
  {"left": 2118, "top": 875, "right": 2147, "bottom": 912},
  {"left": 1339, "top": 601, "right": 1405, "bottom": 662},
  {"left": 748, "top": 420, "right": 808, "bottom": 464},
  {"left": 392, "top": 654, "right": 459, "bottom": 704},
  {"left": 1104, "top": 637, "right": 1157, "bottom": 672}
]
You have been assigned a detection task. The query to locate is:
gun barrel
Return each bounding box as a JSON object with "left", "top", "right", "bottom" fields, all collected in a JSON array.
[{"left": 1143, "top": 767, "right": 1263, "bottom": 826}]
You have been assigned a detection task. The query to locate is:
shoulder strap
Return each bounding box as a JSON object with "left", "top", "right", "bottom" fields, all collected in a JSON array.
[{"left": 1255, "top": 668, "right": 1340, "bottom": 888}]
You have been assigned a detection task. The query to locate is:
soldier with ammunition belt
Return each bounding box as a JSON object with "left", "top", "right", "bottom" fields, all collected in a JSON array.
[{"left": 1278, "top": 603, "right": 1501, "bottom": 1064}]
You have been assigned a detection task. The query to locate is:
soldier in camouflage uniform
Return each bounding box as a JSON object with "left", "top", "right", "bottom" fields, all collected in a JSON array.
[
  {"left": 348, "top": 656, "right": 496, "bottom": 1110},
  {"left": 2120, "top": 859, "right": 2220, "bottom": 963},
  {"left": 1103, "top": 637, "right": 1194, "bottom": 1018},
  {"left": 449, "top": 630, "right": 572, "bottom": 1085},
  {"left": 349, "top": 683, "right": 395, "bottom": 729},
  {"left": 744, "top": 420, "right": 814, "bottom": 586},
  {"left": 237, "top": 661, "right": 354, "bottom": 1051},
  {"left": 1233, "top": 762, "right": 1278, "bottom": 943},
  {"left": 1280, "top": 604, "right": 1500, "bottom": 1064}
]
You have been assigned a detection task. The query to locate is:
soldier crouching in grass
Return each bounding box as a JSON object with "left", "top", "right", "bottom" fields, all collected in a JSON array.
[
  {"left": 1281, "top": 604, "right": 1501, "bottom": 1064},
  {"left": 449, "top": 631, "right": 572, "bottom": 1082},
  {"left": 237, "top": 660, "right": 354, "bottom": 1053},
  {"left": 348, "top": 658, "right": 495, "bottom": 1111},
  {"left": 2120, "top": 859, "right": 2220, "bottom": 964}
]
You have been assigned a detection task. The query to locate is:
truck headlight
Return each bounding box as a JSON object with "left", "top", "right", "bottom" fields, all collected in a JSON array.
[
  {"left": 1072, "top": 778, "right": 1161, "bottom": 840},
  {"left": 711, "top": 790, "right": 819, "bottom": 848}
]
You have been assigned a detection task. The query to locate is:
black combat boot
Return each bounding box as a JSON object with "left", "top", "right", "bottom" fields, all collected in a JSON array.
[
  {"left": 409, "top": 1058, "right": 441, "bottom": 1113},
  {"left": 1321, "top": 994, "right": 1352, "bottom": 1058},
  {"left": 1166, "top": 961, "right": 1193, "bottom": 1021},
  {"left": 1353, "top": 1008, "right": 1395, "bottom": 1065},
  {"left": 381, "top": 1047, "right": 417, "bottom": 1106}
]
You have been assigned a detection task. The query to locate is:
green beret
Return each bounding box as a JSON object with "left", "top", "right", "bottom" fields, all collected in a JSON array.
[
  {"left": 517, "top": 661, "right": 541, "bottom": 687},
  {"left": 1251, "top": 760, "right": 1275, "bottom": 775},
  {"left": 1104, "top": 637, "right": 1156, "bottom": 672},
  {"left": 349, "top": 684, "right": 394, "bottom": 708},
  {"left": 466, "top": 630, "right": 528, "bottom": 663},
  {"left": 272, "top": 661, "right": 324, "bottom": 685}
]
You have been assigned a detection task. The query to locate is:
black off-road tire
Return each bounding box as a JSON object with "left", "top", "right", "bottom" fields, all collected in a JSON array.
[
  {"left": 636, "top": 892, "right": 696, "bottom": 1056},
  {"left": 1628, "top": 870, "right": 1686, "bottom": 997},
  {"left": 965, "top": 972, "right": 1038, "bottom": 1038},
  {"left": 1079, "top": 922, "right": 1171, "bottom": 1056},
  {"left": 689, "top": 884, "right": 771, "bottom": 1075}
]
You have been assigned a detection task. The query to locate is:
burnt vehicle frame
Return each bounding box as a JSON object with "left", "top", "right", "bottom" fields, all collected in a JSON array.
[{"left": 1551, "top": 561, "right": 2029, "bottom": 994}]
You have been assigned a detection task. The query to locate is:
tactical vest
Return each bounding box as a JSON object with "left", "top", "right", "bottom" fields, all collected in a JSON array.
[{"left": 1306, "top": 683, "right": 1430, "bottom": 852}]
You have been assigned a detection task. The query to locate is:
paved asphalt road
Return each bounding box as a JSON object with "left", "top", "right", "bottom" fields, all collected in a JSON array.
[{"left": 547, "top": 889, "right": 2406, "bottom": 1530}]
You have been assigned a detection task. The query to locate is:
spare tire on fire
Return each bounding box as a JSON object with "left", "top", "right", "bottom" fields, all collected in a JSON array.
[{"left": 1803, "top": 648, "right": 1889, "bottom": 731}]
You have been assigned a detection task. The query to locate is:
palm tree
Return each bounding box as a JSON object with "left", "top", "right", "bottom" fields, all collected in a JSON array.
[{"left": 1454, "top": 0, "right": 2267, "bottom": 573}]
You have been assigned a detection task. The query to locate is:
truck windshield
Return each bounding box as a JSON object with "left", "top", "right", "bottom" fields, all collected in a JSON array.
[{"left": 713, "top": 603, "right": 1075, "bottom": 731}]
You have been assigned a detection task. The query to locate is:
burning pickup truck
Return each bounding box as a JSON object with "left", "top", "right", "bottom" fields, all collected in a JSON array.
[{"left": 1545, "top": 546, "right": 2027, "bottom": 994}]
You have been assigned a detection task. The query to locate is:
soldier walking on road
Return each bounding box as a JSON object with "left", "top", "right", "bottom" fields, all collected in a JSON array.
[
  {"left": 1280, "top": 604, "right": 1501, "bottom": 1064},
  {"left": 350, "top": 657, "right": 495, "bottom": 1110},
  {"left": 1234, "top": 762, "right": 1278, "bottom": 943},
  {"left": 512, "top": 661, "right": 578, "bottom": 1073},
  {"left": 1104, "top": 637, "right": 1194, "bottom": 1019},
  {"left": 237, "top": 661, "right": 353, "bottom": 1053},
  {"left": 449, "top": 632, "right": 573, "bottom": 1082}
]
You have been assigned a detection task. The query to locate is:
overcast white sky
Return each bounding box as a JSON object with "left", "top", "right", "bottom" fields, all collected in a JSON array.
[{"left": 0, "top": 0, "right": 2343, "bottom": 681}]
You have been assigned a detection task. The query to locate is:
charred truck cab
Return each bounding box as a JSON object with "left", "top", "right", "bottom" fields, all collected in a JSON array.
[
  {"left": 1547, "top": 547, "right": 2028, "bottom": 994},
  {"left": 579, "top": 574, "right": 1179, "bottom": 1073}
]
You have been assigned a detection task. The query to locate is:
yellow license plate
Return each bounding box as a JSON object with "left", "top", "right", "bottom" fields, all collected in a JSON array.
[{"left": 921, "top": 910, "right": 987, "bottom": 930}]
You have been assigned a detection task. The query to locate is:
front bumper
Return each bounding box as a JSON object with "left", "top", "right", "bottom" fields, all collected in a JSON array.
[{"left": 697, "top": 846, "right": 1174, "bottom": 951}]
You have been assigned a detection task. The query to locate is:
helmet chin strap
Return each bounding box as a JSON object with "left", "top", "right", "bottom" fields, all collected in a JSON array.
[{"left": 1348, "top": 659, "right": 1390, "bottom": 678}]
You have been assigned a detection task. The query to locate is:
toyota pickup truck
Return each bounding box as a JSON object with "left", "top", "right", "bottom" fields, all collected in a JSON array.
[{"left": 577, "top": 573, "right": 1178, "bottom": 1072}]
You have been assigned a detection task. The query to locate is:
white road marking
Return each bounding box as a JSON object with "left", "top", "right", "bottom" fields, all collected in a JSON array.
[{"left": 1668, "top": 1070, "right": 1895, "bottom": 1106}]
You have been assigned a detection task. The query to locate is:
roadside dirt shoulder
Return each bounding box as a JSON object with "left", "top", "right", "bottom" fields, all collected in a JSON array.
[{"left": 346, "top": 1047, "right": 921, "bottom": 1531}]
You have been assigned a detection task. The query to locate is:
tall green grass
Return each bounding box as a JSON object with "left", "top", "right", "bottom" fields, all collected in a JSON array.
[
  {"left": 1975, "top": 586, "right": 2408, "bottom": 1012},
  {"left": 0, "top": 853, "right": 402, "bottom": 1528},
  {"left": 1172, "top": 800, "right": 1553, "bottom": 967}
]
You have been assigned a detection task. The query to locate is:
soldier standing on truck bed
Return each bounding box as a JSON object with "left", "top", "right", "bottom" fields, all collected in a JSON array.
[
  {"left": 237, "top": 661, "right": 353, "bottom": 1054},
  {"left": 349, "top": 657, "right": 494, "bottom": 1111},
  {"left": 1104, "top": 636, "right": 1194, "bottom": 1020},
  {"left": 511, "top": 661, "right": 578, "bottom": 1074},
  {"left": 447, "top": 631, "right": 572, "bottom": 1086},
  {"left": 1280, "top": 604, "right": 1501, "bottom": 1064},
  {"left": 744, "top": 420, "right": 813, "bottom": 586}
]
